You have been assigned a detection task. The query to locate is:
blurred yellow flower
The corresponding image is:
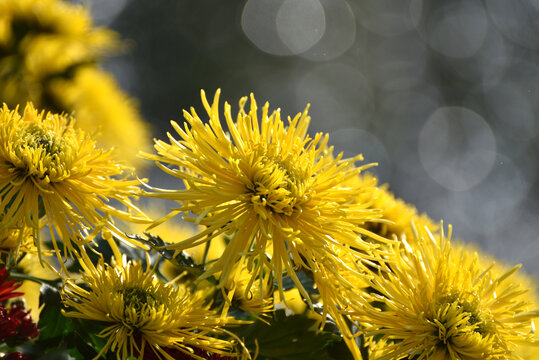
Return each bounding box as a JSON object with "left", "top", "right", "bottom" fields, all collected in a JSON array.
[
  {"left": 357, "top": 225, "right": 539, "bottom": 360},
  {"left": 49, "top": 66, "right": 151, "bottom": 168},
  {"left": 0, "top": 0, "right": 151, "bottom": 167},
  {"left": 143, "top": 89, "right": 387, "bottom": 305},
  {"left": 62, "top": 250, "right": 245, "bottom": 360},
  {"left": 0, "top": 0, "right": 118, "bottom": 105},
  {"left": 0, "top": 103, "right": 148, "bottom": 265},
  {"left": 273, "top": 288, "right": 324, "bottom": 329}
]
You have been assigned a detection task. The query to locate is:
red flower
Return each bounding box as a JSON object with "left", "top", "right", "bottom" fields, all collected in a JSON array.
[
  {"left": 0, "top": 267, "right": 22, "bottom": 302},
  {"left": 5, "top": 352, "right": 30, "bottom": 360},
  {"left": 0, "top": 301, "right": 40, "bottom": 345}
]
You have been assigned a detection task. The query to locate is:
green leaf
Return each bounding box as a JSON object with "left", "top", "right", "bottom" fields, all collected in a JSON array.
[
  {"left": 35, "top": 285, "right": 106, "bottom": 358},
  {"left": 34, "top": 348, "right": 76, "bottom": 360},
  {"left": 281, "top": 271, "right": 317, "bottom": 294},
  {"left": 69, "top": 320, "right": 104, "bottom": 359},
  {"left": 37, "top": 285, "right": 75, "bottom": 341},
  {"left": 232, "top": 310, "right": 354, "bottom": 360}
]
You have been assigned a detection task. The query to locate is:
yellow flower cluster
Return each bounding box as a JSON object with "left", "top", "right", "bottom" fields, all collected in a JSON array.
[
  {"left": 0, "top": 100, "right": 249, "bottom": 359},
  {"left": 141, "top": 90, "right": 539, "bottom": 359},
  {"left": 1, "top": 84, "right": 537, "bottom": 359},
  {"left": 63, "top": 248, "right": 245, "bottom": 360},
  {"left": 0, "top": 3, "right": 536, "bottom": 356}
]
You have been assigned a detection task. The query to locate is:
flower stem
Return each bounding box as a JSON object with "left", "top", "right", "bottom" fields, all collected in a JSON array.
[{"left": 9, "top": 272, "right": 59, "bottom": 285}]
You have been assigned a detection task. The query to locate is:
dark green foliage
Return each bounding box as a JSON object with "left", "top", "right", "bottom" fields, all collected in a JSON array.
[{"left": 232, "top": 310, "right": 355, "bottom": 360}]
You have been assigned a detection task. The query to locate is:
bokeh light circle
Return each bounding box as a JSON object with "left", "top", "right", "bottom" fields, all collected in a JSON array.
[
  {"left": 299, "top": 0, "right": 356, "bottom": 61},
  {"left": 241, "top": 0, "right": 326, "bottom": 56},
  {"left": 425, "top": 1, "right": 489, "bottom": 58},
  {"left": 241, "top": 0, "right": 290, "bottom": 56},
  {"left": 276, "top": 0, "right": 326, "bottom": 54},
  {"left": 418, "top": 106, "right": 496, "bottom": 191}
]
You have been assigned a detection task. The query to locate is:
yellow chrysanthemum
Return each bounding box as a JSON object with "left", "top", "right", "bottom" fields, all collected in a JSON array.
[
  {"left": 0, "top": 0, "right": 151, "bottom": 167},
  {"left": 357, "top": 225, "right": 539, "bottom": 360},
  {"left": 142, "top": 89, "right": 387, "bottom": 304},
  {"left": 516, "top": 327, "right": 539, "bottom": 360},
  {"left": 314, "top": 173, "right": 439, "bottom": 359},
  {"left": 494, "top": 265, "right": 539, "bottom": 360},
  {"left": 0, "top": 103, "right": 148, "bottom": 264},
  {"left": 452, "top": 241, "right": 539, "bottom": 360},
  {"left": 62, "top": 249, "right": 246, "bottom": 360}
]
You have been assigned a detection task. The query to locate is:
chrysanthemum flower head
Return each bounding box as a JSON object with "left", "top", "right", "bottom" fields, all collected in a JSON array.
[
  {"left": 452, "top": 241, "right": 539, "bottom": 359},
  {"left": 0, "top": 103, "right": 148, "bottom": 265},
  {"left": 62, "top": 249, "right": 246, "bottom": 360},
  {"left": 142, "top": 89, "right": 387, "bottom": 303},
  {"left": 357, "top": 224, "right": 539, "bottom": 360}
]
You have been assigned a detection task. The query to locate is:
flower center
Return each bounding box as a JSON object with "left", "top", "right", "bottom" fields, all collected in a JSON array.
[
  {"left": 457, "top": 297, "right": 495, "bottom": 335},
  {"left": 247, "top": 155, "right": 306, "bottom": 216},
  {"left": 21, "top": 126, "right": 65, "bottom": 156},
  {"left": 121, "top": 286, "right": 160, "bottom": 313},
  {"left": 13, "top": 124, "right": 73, "bottom": 182},
  {"left": 431, "top": 295, "right": 495, "bottom": 349}
]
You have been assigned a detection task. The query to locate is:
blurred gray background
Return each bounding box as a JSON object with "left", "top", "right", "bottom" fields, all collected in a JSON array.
[{"left": 83, "top": 0, "right": 539, "bottom": 275}]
